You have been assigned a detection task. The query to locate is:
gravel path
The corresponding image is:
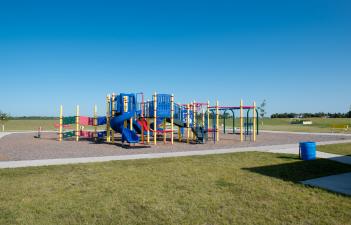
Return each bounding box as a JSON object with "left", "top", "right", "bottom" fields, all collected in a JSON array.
[
  {"left": 1, "top": 131, "right": 351, "bottom": 161},
  {"left": 1, "top": 140, "right": 351, "bottom": 169}
]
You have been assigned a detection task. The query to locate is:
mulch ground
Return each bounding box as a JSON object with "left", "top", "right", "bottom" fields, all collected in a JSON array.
[{"left": 0, "top": 132, "right": 350, "bottom": 161}]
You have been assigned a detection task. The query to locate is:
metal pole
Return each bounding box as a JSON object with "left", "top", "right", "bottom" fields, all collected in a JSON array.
[
  {"left": 171, "top": 94, "right": 174, "bottom": 144},
  {"left": 253, "top": 101, "right": 257, "bottom": 142},
  {"left": 94, "top": 104, "right": 97, "bottom": 142},
  {"left": 59, "top": 105, "right": 63, "bottom": 142},
  {"left": 187, "top": 104, "right": 190, "bottom": 144},
  {"left": 76, "top": 105, "right": 80, "bottom": 142},
  {"left": 207, "top": 101, "right": 210, "bottom": 132},
  {"left": 106, "top": 94, "right": 111, "bottom": 143},
  {"left": 240, "top": 99, "right": 243, "bottom": 142},
  {"left": 193, "top": 100, "right": 196, "bottom": 141},
  {"left": 216, "top": 100, "right": 219, "bottom": 142},
  {"left": 154, "top": 92, "right": 157, "bottom": 145},
  {"left": 147, "top": 99, "right": 150, "bottom": 144},
  {"left": 111, "top": 93, "right": 115, "bottom": 143}
]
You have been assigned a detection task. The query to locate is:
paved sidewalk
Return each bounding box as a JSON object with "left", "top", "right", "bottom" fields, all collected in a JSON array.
[
  {"left": 266, "top": 140, "right": 351, "bottom": 165},
  {"left": 0, "top": 132, "right": 11, "bottom": 139},
  {"left": 302, "top": 172, "right": 351, "bottom": 196},
  {"left": 0, "top": 131, "right": 55, "bottom": 140},
  {"left": 262, "top": 130, "right": 351, "bottom": 136},
  {"left": 1, "top": 139, "right": 351, "bottom": 169}
]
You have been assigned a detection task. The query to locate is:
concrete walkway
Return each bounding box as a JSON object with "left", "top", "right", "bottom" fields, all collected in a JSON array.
[
  {"left": 266, "top": 140, "right": 351, "bottom": 165},
  {"left": 0, "top": 132, "right": 11, "bottom": 139},
  {"left": 302, "top": 172, "right": 351, "bottom": 196},
  {"left": 262, "top": 130, "right": 351, "bottom": 136},
  {"left": 1, "top": 139, "right": 351, "bottom": 169},
  {"left": 0, "top": 131, "right": 40, "bottom": 138},
  {"left": 0, "top": 131, "right": 55, "bottom": 140}
]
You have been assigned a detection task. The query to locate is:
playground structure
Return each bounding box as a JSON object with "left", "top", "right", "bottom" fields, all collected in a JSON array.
[
  {"left": 58, "top": 92, "right": 259, "bottom": 146},
  {"left": 210, "top": 100, "right": 259, "bottom": 142},
  {"left": 58, "top": 105, "right": 108, "bottom": 142}
]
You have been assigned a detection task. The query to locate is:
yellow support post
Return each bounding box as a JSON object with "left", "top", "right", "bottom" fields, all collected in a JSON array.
[
  {"left": 94, "top": 104, "right": 97, "bottom": 142},
  {"left": 202, "top": 108, "right": 205, "bottom": 127},
  {"left": 187, "top": 104, "right": 190, "bottom": 144},
  {"left": 128, "top": 98, "right": 133, "bottom": 131},
  {"left": 189, "top": 103, "right": 193, "bottom": 140},
  {"left": 106, "top": 95, "right": 111, "bottom": 143},
  {"left": 76, "top": 105, "right": 80, "bottom": 142},
  {"left": 216, "top": 100, "right": 219, "bottom": 142},
  {"left": 193, "top": 101, "right": 196, "bottom": 141},
  {"left": 240, "top": 99, "right": 243, "bottom": 142},
  {"left": 253, "top": 101, "right": 257, "bottom": 142},
  {"left": 141, "top": 99, "right": 145, "bottom": 144},
  {"left": 171, "top": 94, "right": 174, "bottom": 144},
  {"left": 178, "top": 126, "right": 181, "bottom": 142},
  {"left": 111, "top": 93, "right": 115, "bottom": 143},
  {"left": 147, "top": 117, "right": 150, "bottom": 144},
  {"left": 178, "top": 102, "right": 182, "bottom": 142},
  {"left": 146, "top": 98, "right": 150, "bottom": 144},
  {"left": 163, "top": 95, "right": 166, "bottom": 144},
  {"left": 59, "top": 105, "right": 63, "bottom": 142},
  {"left": 153, "top": 92, "right": 157, "bottom": 145},
  {"left": 207, "top": 101, "right": 210, "bottom": 132},
  {"left": 163, "top": 119, "right": 166, "bottom": 144},
  {"left": 141, "top": 120, "right": 144, "bottom": 144},
  {"left": 123, "top": 96, "right": 129, "bottom": 129}
]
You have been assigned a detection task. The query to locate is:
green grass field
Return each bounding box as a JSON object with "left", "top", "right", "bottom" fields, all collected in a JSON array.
[
  {"left": 1, "top": 119, "right": 57, "bottom": 131},
  {"left": 0, "top": 152, "right": 350, "bottom": 225},
  {"left": 260, "top": 118, "right": 351, "bottom": 133},
  {"left": 318, "top": 143, "right": 351, "bottom": 156},
  {"left": 217, "top": 118, "right": 351, "bottom": 133},
  {"left": 1, "top": 118, "right": 350, "bottom": 133},
  {"left": 0, "top": 119, "right": 103, "bottom": 131}
]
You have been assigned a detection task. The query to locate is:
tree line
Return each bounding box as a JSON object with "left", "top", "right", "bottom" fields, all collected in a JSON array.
[{"left": 271, "top": 111, "right": 351, "bottom": 118}]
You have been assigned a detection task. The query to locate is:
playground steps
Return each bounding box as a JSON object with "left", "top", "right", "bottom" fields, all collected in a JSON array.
[{"left": 191, "top": 126, "right": 208, "bottom": 144}]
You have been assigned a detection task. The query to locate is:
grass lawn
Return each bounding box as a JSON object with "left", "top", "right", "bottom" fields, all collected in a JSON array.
[
  {"left": 261, "top": 118, "right": 351, "bottom": 133},
  {"left": 218, "top": 118, "right": 351, "bottom": 133},
  {"left": 1, "top": 119, "right": 57, "bottom": 131},
  {"left": 1, "top": 118, "right": 351, "bottom": 133},
  {"left": 1, "top": 119, "right": 104, "bottom": 132},
  {"left": 1, "top": 152, "right": 351, "bottom": 225},
  {"left": 318, "top": 143, "right": 351, "bottom": 156}
]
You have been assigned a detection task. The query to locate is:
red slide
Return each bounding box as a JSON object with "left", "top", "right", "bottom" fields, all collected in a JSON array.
[{"left": 137, "top": 118, "right": 149, "bottom": 132}]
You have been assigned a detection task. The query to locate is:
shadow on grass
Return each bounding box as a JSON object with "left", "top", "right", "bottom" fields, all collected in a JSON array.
[{"left": 242, "top": 157, "right": 351, "bottom": 183}]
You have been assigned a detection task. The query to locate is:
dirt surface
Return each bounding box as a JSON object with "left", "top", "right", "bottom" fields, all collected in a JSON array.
[{"left": 0, "top": 132, "right": 350, "bottom": 161}]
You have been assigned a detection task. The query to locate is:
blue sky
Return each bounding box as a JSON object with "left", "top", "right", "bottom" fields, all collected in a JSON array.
[{"left": 1, "top": 0, "right": 350, "bottom": 116}]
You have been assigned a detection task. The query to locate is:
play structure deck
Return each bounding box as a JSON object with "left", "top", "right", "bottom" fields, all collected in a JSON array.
[{"left": 58, "top": 92, "right": 260, "bottom": 146}]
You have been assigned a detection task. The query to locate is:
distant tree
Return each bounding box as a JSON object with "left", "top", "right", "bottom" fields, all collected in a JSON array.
[
  {"left": 271, "top": 113, "right": 297, "bottom": 118},
  {"left": 0, "top": 111, "right": 10, "bottom": 131},
  {"left": 271, "top": 111, "right": 351, "bottom": 119},
  {"left": 347, "top": 105, "right": 351, "bottom": 118},
  {"left": 221, "top": 112, "right": 230, "bottom": 119},
  {"left": 0, "top": 111, "right": 9, "bottom": 121},
  {"left": 258, "top": 100, "right": 267, "bottom": 118},
  {"left": 257, "top": 100, "right": 267, "bottom": 126}
]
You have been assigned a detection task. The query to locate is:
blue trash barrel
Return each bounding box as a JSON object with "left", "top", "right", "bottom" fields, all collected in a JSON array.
[{"left": 299, "top": 142, "right": 316, "bottom": 160}]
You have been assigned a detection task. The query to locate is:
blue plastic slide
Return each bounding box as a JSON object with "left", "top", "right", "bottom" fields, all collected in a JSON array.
[{"left": 110, "top": 112, "right": 139, "bottom": 144}]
